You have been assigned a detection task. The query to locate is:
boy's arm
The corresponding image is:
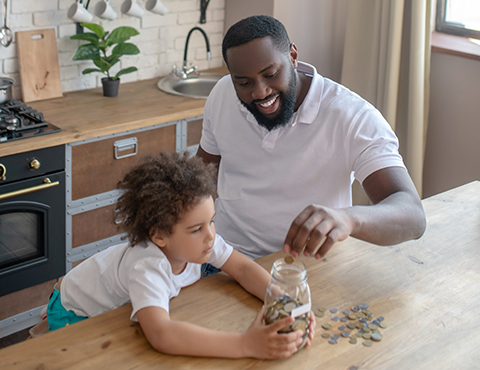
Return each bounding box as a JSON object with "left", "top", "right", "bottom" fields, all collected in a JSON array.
[
  {"left": 220, "top": 249, "right": 316, "bottom": 345},
  {"left": 136, "top": 305, "right": 303, "bottom": 359},
  {"left": 220, "top": 249, "right": 271, "bottom": 300}
]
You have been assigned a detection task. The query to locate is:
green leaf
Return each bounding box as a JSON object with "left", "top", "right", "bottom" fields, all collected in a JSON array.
[
  {"left": 70, "top": 32, "right": 100, "bottom": 46},
  {"left": 106, "top": 27, "right": 140, "bottom": 46},
  {"left": 82, "top": 68, "right": 104, "bottom": 75},
  {"left": 80, "top": 23, "right": 105, "bottom": 39},
  {"left": 115, "top": 66, "right": 138, "bottom": 79},
  {"left": 93, "top": 58, "right": 110, "bottom": 72},
  {"left": 107, "top": 55, "right": 121, "bottom": 68},
  {"left": 73, "top": 44, "right": 101, "bottom": 61},
  {"left": 111, "top": 43, "right": 140, "bottom": 57}
]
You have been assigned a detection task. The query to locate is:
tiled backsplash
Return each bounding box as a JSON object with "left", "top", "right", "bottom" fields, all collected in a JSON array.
[{"left": 0, "top": 0, "right": 225, "bottom": 99}]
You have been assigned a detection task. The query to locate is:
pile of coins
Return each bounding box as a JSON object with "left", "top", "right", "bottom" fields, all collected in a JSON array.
[
  {"left": 264, "top": 293, "right": 310, "bottom": 350},
  {"left": 315, "top": 303, "right": 387, "bottom": 347}
]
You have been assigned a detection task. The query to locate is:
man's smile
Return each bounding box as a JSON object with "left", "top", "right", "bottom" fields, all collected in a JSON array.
[{"left": 255, "top": 94, "right": 280, "bottom": 115}]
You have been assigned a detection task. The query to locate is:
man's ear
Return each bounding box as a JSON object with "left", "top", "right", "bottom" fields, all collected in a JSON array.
[
  {"left": 289, "top": 42, "right": 299, "bottom": 69},
  {"left": 150, "top": 229, "right": 167, "bottom": 248}
]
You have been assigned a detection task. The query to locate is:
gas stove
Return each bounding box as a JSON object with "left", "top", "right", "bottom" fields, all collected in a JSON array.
[{"left": 0, "top": 99, "right": 61, "bottom": 143}]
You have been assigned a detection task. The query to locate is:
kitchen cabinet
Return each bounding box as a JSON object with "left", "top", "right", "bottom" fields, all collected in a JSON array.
[{"left": 66, "top": 117, "right": 203, "bottom": 270}]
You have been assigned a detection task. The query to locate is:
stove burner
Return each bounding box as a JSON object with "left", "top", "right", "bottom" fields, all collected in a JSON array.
[{"left": 0, "top": 99, "right": 60, "bottom": 143}]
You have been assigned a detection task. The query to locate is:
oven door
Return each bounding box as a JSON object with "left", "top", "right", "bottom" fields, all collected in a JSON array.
[{"left": 0, "top": 171, "right": 65, "bottom": 297}]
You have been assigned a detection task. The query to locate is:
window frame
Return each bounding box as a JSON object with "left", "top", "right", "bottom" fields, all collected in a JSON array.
[{"left": 435, "top": 0, "right": 480, "bottom": 40}]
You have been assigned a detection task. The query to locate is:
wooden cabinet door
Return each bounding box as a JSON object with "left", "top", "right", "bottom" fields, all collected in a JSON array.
[{"left": 71, "top": 125, "right": 176, "bottom": 201}]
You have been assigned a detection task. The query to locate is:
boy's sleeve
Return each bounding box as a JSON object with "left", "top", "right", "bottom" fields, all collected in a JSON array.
[{"left": 208, "top": 234, "right": 234, "bottom": 269}]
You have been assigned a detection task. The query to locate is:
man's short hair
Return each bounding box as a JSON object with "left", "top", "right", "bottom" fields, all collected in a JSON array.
[{"left": 222, "top": 15, "right": 291, "bottom": 65}]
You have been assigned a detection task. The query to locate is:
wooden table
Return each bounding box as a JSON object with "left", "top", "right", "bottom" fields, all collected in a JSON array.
[{"left": 1, "top": 181, "right": 479, "bottom": 369}]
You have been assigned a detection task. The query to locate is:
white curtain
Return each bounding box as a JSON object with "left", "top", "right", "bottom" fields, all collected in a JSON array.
[{"left": 341, "top": 0, "right": 432, "bottom": 202}]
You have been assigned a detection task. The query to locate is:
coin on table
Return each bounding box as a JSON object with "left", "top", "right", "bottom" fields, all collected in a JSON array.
[
  {"left": 321, "top": 333, "right": 330, "bottom": 339},
  {"left": 317, "top": 307, "right": 327, "bottom": 312},
  {"left": 315, "top": 311, "right": 325, "bottom": 318},
  {"left": 347, "top": 322, "right": 357, "bottom": 329},
  {"left": 284, "top": 256, "right": 295, "bottom": 264},
  {"left": 341, "top": 331, "right": 351, "bottom": 338},
  {"left": 363, "top": 339, "right": 373, "bottom": 347},
  {"left": 322, "top": 323, "right": 332, "bottom": 330},
  {"left": 328, "top": 339, "right": 338, "bottom": 345},
  {"left": 363, "top": 332, "right": 372, "bottom": 339},
  {"left": 371, "top": 332, "right": 382, "bottom": 341},
  {"left": 380, "top": 322, "right": 387, "bottom": 328},
  {"left": 330, "top": 308, "right": 338, "bottom": 313},
  {"left": 349, "top": 338, "right": 357, "bottom": 344}
]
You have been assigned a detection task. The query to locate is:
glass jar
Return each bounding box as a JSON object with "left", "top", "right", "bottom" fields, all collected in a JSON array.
[{"left": 263, "top": 257, "right": 311, "bottom": 351}]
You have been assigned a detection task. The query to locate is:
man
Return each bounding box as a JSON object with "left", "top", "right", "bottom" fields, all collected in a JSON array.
[{"left": 197, "top": 15, "right": 426, "bottom": 261}]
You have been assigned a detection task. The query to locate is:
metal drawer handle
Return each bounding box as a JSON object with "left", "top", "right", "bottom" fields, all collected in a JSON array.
[
  {"left": 114, "top": 137, "right": 138, "bottom": 159},
  {"left": 0, "top": 178, "right": 59, "bottom": 200}
]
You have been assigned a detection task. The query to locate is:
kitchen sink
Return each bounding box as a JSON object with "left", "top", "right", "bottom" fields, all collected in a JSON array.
[{"left": 157, "top": 73, "right": 224, "bottom": 99}]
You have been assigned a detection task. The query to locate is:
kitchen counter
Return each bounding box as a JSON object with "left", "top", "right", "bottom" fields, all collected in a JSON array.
[
  {"left": 0, "top": 67, "right": 228, "bottom": 157},
  {"left": 1, "top": 181, "right": 479, "bottom": 369}
]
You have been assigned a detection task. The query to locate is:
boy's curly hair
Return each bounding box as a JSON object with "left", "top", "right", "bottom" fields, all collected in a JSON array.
[{"left": 115, "top": 151, "right": 217, "bottom": 246}]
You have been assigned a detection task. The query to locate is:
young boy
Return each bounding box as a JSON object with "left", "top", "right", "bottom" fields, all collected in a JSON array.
[{"left": 46, "top": 151, "right": 314, "bottom": 359}]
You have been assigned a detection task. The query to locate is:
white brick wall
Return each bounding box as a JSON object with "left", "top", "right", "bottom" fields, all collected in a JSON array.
[{"left": 0, "top": 0, "right": 225, "bottom": 98}]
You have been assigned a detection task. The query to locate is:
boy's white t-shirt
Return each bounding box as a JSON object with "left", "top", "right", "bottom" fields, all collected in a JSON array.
[{"left": 60, "top": 234, "right": 232, "bottom": 321}]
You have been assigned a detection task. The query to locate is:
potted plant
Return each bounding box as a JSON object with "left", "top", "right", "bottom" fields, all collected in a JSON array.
[{"left": 71, "top": 23, "right": 140, "bottom": 97}]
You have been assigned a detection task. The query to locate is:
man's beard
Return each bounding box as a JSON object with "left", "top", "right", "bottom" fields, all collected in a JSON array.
[{"left": 241, "top": 67, "right": 297, "bottom": 131}]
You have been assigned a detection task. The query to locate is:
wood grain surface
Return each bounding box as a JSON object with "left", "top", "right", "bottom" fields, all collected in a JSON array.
[
  {"left": 0, "top": 181, "right": 479, "bottom": 369},
  {"left": 16, "top": 28, "right": 63, "bottom": 103}
]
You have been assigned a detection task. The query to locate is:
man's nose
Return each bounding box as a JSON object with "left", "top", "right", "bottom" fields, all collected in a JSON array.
[{"left": 252, "top": 79, "right": 272, "bottom": 101}]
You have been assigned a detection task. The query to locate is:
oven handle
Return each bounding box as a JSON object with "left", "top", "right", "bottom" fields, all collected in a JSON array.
[{"left": 0, "top": 178, "right": 59, "bottom": 200}]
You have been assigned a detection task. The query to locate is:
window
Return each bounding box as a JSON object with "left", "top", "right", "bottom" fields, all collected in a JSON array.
[{"left": 436, "top": 0, "right": 480, "bottom": 40}]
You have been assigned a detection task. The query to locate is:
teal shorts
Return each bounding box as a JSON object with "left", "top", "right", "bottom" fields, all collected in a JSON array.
[{"left": 47, "top": 284, "right": 88, "bottom": 331}]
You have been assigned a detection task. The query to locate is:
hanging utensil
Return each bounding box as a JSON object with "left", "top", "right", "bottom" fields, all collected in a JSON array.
[{"left": 0, "top": 0, "right": 13, "bottom": 47}]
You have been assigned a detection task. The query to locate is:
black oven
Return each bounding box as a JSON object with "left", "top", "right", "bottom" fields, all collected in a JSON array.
[{"left": 0, "top": 145, "right": 65, "bottom": 297}]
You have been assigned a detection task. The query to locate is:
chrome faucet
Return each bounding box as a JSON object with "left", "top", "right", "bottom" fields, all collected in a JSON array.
[{"left": 171, "top": 27, "right": 211, "bottom": 79}]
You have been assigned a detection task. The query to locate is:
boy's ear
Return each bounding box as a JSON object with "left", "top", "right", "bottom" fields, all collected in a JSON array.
[{"left": 150, "top": 229, "right": 167, "bottom": 248}]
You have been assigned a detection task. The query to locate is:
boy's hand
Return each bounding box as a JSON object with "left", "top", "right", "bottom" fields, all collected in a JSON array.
[
  {"left": 241, "top": 306, "right": 304, "bottom": 360},
  {"left": 305, "top": 311, "right": 316, "bottom": 346}
]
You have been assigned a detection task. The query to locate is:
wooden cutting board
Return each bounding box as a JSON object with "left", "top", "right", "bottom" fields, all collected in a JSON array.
[{"left": 16, "top": 28, "right": 63, "bottom": 102}]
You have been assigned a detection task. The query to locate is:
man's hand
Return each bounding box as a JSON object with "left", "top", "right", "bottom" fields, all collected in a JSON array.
[
  {"left": 283, "top": 167, "right": 426, "bottom": 259},
  {"left": 283, "top": 205, "right": 355, "bottom": 259}
]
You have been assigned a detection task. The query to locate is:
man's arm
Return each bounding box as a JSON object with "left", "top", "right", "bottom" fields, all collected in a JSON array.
[
  {"left": 283, "top": 166, "right": 426, "bottom": 259},
  {"left": 196, "top": 145, "right": 221, "bottom": 169}
]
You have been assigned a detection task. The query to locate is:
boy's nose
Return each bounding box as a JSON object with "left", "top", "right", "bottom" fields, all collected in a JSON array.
[{"left": 206, "top": 223, "right": 215, "bottom": 241}]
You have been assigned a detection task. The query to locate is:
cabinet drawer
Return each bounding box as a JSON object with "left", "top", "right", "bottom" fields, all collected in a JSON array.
[
  {"left": 72, "top": 204, "right": 119, "bottom": 249},
  {"left": 71, "top": 125, "right": 176, "bottom": 200}
]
